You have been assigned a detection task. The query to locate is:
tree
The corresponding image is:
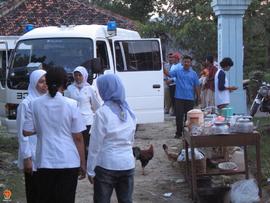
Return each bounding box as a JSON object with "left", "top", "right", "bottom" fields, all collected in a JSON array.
[
  {"left": 92, "top": 0, "right": 270, "bottom": 78},
  {"left": 140, "top": 0, "right": 217, "bottom": 63},
  {"left": 244, "top": 0, "right": 270, "bottom": 79},
  {"left": 143, "top": 0, "right": 270, "bottom": 76},
  {"left": 176, "top": 18, "right": 217, "bottom": 62},
  {"left": 91, "top": 0, "right": 159, "bottom": 22}
]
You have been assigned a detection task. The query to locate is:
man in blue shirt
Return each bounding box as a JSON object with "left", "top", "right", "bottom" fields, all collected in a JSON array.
[{"left": 164, "top": 55, "right": 200, "bottom": 138}]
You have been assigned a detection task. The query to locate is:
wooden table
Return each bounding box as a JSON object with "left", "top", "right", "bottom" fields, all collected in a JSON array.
[{"left": 183, "top": 129, "right": 262, "bottom": 202}]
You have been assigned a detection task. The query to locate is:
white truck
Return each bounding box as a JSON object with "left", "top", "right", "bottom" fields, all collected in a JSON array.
[
  {"left": 0, "top": 24, "right": 164, "bottom": 133},
  {"left": 0, "top": 36, "right": 19, "bottom": 131}
]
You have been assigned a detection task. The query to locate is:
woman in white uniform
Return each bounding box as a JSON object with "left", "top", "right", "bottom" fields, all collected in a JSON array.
[
  {"left": 66, "top": 66, "right": 101, "bottom": 159},
  {"left": 215, "top": 57, "right": 238, "bottom": 109},
  {"left": 87, "top": 74, "right": 136, "bottom": 203},
  {"left": 23, "top": 67, "right": 86, "bottom": 203},
  {"left": 17, "top": 69, "right": 47, "bottom": 203}
]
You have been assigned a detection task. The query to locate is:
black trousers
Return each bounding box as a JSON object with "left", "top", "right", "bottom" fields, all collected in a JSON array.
[
  {"left": 175, "top": 99, "right": 194, "bottom": 136},
  {"left": 37, "top": 168, "right": 79, "bottom": 203},
  {"left": 24, "top": 172, "right": 38, "bottom": 203},
  {"left": 82, "top": 125, "right": 91, "bottom": 160}
]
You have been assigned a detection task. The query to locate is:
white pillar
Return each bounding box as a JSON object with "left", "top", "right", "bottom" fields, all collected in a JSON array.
[{"left": 211, "top": 0, "right": 251, "bottom": 114}]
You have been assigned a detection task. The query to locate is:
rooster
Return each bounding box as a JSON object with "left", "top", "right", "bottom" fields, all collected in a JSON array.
[
  {"left": 132, "top": 144, "right": 154, "bottom": 175},
  {"left": 162, "top": 144, "right": 179, "bottom": 166}
]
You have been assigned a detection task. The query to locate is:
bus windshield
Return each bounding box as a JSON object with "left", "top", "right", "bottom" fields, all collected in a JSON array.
[{"left": 8, "top": 38, "right": 93, "bottom": 89}]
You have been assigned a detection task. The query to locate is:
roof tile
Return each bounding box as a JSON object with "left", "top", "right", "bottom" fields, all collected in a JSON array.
[{"left": 0, "top": 0, "right": 137, "bottom": 36}]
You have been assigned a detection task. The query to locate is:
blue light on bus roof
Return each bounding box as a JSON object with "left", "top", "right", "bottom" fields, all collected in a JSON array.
[
  {"left": 107, "top": 21, "right": 117, "bottom": 31},
  {"left": 25, "top": 24, "right": 34, "bottom": 33}
]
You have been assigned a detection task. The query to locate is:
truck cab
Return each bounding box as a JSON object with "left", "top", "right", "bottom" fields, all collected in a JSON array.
[
  {"left": 0, "top": 36, "right": 19, "bottom": 131},
  {"left": 2, "top": 24, "right": 164, "bottom": 133}
]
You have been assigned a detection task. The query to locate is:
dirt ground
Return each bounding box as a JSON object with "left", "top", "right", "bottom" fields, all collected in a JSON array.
[
  {"left": 75, "top": 116, "right": 192, "bottom": 203},
  {"left": 1, "top": 115, "right": 270, "bottom": 203},
  {"left": 0, "top": 116, "right": 192, "bottom": 203}
]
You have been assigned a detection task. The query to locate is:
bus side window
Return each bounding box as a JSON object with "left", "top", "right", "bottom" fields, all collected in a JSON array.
[
  {"left": 114, "top": 40, "right": 161, "bottom": 72},
  {"left": 96, "top": 41, "right": 109, "bottom": 70}
]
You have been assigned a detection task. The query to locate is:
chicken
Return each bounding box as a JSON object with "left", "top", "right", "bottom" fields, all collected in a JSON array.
[
  {"left": 132, "top": 144, "right": 154, "bottom": 175},
  {"left": 162, "top": 144, "right": 179, "bottom": 166}
]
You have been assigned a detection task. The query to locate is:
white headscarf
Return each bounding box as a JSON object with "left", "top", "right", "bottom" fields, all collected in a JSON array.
[
  {"left": 73, "top": 66, "right": 90, "bottom": 88},
  {"left": 26, "top": 69, "right": 47, "bottom": 101}
]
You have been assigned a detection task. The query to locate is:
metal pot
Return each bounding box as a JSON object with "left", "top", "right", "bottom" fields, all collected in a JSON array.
[
  {"left": 227, "top": 115, "right": 242, "bottom": 133},
  {"left": 235, "top": 116, "right": 254, "bottom": 133},
  {"left": 211, "top": 121, "right": 229, "bottom": 134}
]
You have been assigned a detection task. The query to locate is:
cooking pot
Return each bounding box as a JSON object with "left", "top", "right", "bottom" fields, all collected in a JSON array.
[
  {"left": 234, "top": 116, "right": 254, "bottom": 133},
  {"left": 211, "top": 121, "right": 229, "bottom": 135},
  {"left": 227, "top": 115, "right": 242, "bottom": 133}
]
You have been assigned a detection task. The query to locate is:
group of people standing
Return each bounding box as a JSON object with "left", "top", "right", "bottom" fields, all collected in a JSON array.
[
  {"left": 200, "top": 56, "right": 237, "bottom": 109},
  {"left": 16, "top": 52, "right": 238, "bottom": 202},
  {"left": 17, "top": 66, "right": 136, "bottom": 203},
  {"left": 164, "top": 53, "right": 238, "bottom": 138}
]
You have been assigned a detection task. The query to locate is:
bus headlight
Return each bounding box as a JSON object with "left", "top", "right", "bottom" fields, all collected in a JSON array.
[{"left": 5, "top": 103, "right": 18, "bottom": 120}]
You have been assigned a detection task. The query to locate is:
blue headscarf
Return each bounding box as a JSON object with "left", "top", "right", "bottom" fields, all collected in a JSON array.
[{"left": 97, "top": 74, "right": 135, "bottom": 122}]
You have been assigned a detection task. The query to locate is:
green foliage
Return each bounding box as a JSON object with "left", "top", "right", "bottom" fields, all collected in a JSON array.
[
  {"left": 176, "top": 18, "right": 217, "bottom": 61},
  {"left": 249, "top": 117, "right": 270, "bottom": 181},
  {"left": 139, "top": 0, "right": 270, "bottom": 75},
  {"left": 263, "top": 73, "right": 270, "bottom": 83},
  {"left": 138, "top": 21, "right": 172, "bottom": 38},
  {"left": 91, "top": 0, "right": 158, "bottom": 22},
  {"left": 244, "top": 0, "right": 270, "bottom": 78},
  {"left": 170, "top": 0, "right": 214, "bottom": 21},
  {"left": 139, "top": 0, "right": 217, "bottom": 62},
  {"left": 249, "top": 70, "right": 264, "bottom": 81},
  {"left": 92, "top": 0, "right": 270, "bottom": 77},
  {"left": 170, "top": 0, "right": 217, "bottom": 61}
]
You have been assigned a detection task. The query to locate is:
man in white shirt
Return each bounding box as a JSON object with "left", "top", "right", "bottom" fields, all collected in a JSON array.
[
  {"left": 164, "top": 53, "right": 173, "bottom": 114},
  {"left": 165, "top": 52, "right": 182, "bottom": 116}
]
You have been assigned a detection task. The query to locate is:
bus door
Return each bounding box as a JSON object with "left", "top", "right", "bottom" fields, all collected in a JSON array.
[{"left": 112, "top": 39, "right": 164, "bottom": 124}]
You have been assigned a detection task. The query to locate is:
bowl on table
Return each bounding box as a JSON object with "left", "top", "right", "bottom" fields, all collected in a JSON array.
[{"left": 218, "top": 161, "right": 238, "bottom": 171}]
